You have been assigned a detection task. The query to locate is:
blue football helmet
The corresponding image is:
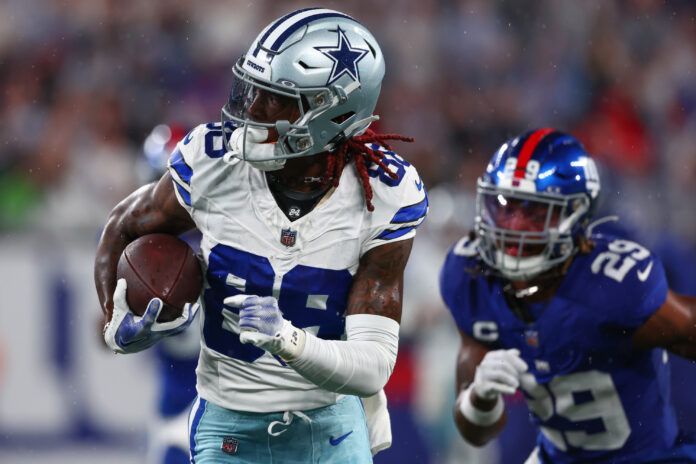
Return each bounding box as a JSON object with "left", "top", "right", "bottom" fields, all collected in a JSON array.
[{"left": 475, "top": 129, "right": 601, "bottom": 280}]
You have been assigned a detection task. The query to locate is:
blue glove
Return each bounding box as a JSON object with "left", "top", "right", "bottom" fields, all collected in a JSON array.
[
  {"left": 104, "top": 278, "right": 200, "bottom": 354},
  {"left": 224, "top": 294, "right": 305, "bottom": 360}
]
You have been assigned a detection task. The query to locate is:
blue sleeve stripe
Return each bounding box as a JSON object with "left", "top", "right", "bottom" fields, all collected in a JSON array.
[
  {"left": 252, "top": 7, "right": 319, "bottom": 57},
  {"left": 377, "top": 226, "right": 415, "bottom": 241},
  {"left": 391, "top": 195, "right": 428, "bottom": 224},
  {"left": 169, "top": 167, "right": 190, "bottom": 191},
  {"left": 169, "top": 148, "right": 193, "bottom": 185},
  {"left": 175, "top": 182, "right": 192, "bottom": 206}
]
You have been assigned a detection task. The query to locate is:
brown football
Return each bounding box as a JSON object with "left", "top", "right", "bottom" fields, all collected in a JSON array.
[{"left": 116, "top": 233, "right": 202, "bottom": 322}]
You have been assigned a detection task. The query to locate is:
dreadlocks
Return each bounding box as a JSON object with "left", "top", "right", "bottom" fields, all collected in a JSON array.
[{"left": 323, "top": 128, "right": 414, "bottom": 211}]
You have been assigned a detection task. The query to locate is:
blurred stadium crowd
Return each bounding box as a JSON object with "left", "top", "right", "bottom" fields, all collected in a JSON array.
[{"left": 1, "top": 0, "right": 696, "bottom": 463}]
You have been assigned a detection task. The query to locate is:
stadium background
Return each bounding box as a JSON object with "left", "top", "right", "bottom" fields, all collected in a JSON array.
[{"left": 1, "top": 0, "right": 695, "bottom": 462}]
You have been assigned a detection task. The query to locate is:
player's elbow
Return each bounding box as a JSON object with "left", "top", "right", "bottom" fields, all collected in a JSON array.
[
  {"left": 347, "top": 372, "right": 391, "bottom": 398},
  {"left": 101, "top": 198, "right": 134, "bottom": 242},
  {"left": 102, "top": 184, "right": 156, "bottom": 240},
  {"left": 339, "top": 344, "right": 396, "bottom": 397},
  {"left": 343, "top": 383, "right": 382, "bottom": 398}
]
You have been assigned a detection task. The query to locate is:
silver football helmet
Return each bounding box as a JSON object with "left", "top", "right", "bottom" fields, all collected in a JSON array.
[{"left": 221, "top": 8, "right": 385, "bottom": 171}]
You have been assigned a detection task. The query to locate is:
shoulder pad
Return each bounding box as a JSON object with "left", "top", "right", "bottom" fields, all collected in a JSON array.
[
  {"left": 440, "top": 236, "right": 483, "bottom": 332},
  {"left": 167, "top": 122, "right": 237, "bottom": 212},
  {"left": 361, "top": 147, "right": 428, "bottom": 252},
  {"left": 564, "top": 235, "right": 668, "bottom": 328}
]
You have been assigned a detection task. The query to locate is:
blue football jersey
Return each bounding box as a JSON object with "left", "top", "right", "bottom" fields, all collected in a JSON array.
[{"left": 440, "top": 232, "right": 685, "bottom": 463}]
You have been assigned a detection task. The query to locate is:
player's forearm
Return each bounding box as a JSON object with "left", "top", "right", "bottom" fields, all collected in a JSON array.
[
  {"left": 454, "top": 387, "right": 507, "bottom": 446},
  {"left": 94, "top": 200, "right": 139, "bottom": 321},
  {"left": 287, "top": 241, "right": 408, "bottom": 396},
  {"left": 286, "top": 314, "right": 399, "bottom": 397},
  {"left": 665, "top": 340, "right": 696, "bottom": 360},
  {"left": 665, "top": 294, "right": 696, "bottom": 359},
  {"left": 94, "top": 179, "right": 195, "bottom": 323},
  {"left": 95, "top": 184, "right": 166, "bottom": 320}
]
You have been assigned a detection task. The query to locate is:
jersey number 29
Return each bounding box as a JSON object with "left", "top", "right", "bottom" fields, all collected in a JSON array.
[
  {"left": 521, "top": 370, "right": 630, "bottom": 451},
  {"left": 591, "top": 239, "right": 650, "bottom": 283}
]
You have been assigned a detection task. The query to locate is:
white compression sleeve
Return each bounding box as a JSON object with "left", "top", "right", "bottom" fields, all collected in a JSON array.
[{"left": 287, "top": 314, "right": 399, "bottom": 397}]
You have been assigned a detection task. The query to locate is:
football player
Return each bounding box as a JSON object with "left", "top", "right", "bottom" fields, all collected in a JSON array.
[
  {"left": 440, "top": 129, "right": 696, "bottom": 463},
  {"left": 94, "top": 8, "right": 427, "bottom": 463}
]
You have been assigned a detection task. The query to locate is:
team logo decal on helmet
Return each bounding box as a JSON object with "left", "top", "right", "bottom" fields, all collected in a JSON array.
[{"left": 315, "top": 27, "right": 369, "bottom": 85}]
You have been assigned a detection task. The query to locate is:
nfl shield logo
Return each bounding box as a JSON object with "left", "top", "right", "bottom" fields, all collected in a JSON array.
[
  {"left": 221, "top": 436, "right": 239, "bottom": 455},
  {"left": 280, "top": 228, "right": 297, "bottom": 247}
]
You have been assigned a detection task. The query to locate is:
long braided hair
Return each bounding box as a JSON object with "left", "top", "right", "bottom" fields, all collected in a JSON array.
[{"left": 323, "top": 128, "right": 414, "bottom": 211}]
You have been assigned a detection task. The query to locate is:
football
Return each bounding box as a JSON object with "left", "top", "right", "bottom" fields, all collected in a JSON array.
[{"left": 116, "top": 233, "right": 203, "bottom": 322}]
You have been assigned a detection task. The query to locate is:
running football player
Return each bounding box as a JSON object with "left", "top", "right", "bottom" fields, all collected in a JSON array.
[
  {"left": 94, "top": 8, "right": 427, "bottom": 463},
  {"left": 440, "top": 129, "right": 696, "bottom": 463}
]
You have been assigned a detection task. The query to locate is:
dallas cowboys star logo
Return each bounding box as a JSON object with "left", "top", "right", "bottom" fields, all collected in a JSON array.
[{"left": 315, "top": 27, "right": 369, "bottom": 86}]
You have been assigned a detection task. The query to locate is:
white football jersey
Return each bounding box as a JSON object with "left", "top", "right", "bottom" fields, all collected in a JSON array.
[{"left": 168, "top": 122, "right": 427, "bottom": 413}]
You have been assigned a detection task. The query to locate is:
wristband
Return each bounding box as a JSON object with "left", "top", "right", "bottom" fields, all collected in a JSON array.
[
  {"left": 458, "top": 386, "right": 504, "bottom": 426},
  {"left": 276, "top": 321, "right": 307, "bottom": 361}
]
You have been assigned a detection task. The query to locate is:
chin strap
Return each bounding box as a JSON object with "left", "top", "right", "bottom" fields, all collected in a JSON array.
[
  {"left": 267, "top": 173, "right": 333, "bottom": 188},
  {"left": 502, "top": 256, "right": 573, "bottom": 303}
]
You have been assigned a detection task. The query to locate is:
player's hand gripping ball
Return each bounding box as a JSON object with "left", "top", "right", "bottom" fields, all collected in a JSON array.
[
  {"left": 104, "top": 234, "right": 203, "bottom": 354},
  {"left": 116, "top": 233, "right": 202, "bottom": 322}
]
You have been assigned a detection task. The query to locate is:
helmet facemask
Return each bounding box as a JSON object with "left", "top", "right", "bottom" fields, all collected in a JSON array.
[
  {"left": 475, "top": 180, "right": 591, "bottom": 281},
  {"left": 221, "top": 59, "right": 375, "bottom": 170}
]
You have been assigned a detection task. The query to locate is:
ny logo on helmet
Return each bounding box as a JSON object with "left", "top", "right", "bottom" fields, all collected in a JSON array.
[{"left": 315, "top": 27, "right": 369, "bottom": 85}]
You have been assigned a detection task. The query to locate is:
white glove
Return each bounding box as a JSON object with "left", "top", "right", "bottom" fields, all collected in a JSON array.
[
  {"left": 103, "top": 279, "right": 200, "bottom": 354},
  {"left": 472, "top": 348, "right": 528, "bottom": 400},
  {"left": 224, "top": 294, "right": 305, "bottom": 360}
]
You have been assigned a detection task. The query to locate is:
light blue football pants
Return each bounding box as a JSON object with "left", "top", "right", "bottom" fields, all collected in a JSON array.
[{"left": 188, "top": 395, "right": 372, "bottom": 463}]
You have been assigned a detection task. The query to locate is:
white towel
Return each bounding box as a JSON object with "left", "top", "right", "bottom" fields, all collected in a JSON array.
[{"left": 361, "top": 389, "right": 392, "bottom": 455}]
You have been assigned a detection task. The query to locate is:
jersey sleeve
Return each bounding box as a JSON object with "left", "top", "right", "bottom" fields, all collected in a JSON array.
[
  {"left": 613, "top": 252, "right": 669, "bottom": 329},
  {"left": 439, "top": 236, "right": 479, "bottom": 335},
  {"left": 167, "top": 122, "right": 235, "bottom": 217},
  {"left": 573, "top": 236, "right": 669, "bottom": 330},
  {"left": 361, "top": 149, "right": 428, "bottom": 254}
]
